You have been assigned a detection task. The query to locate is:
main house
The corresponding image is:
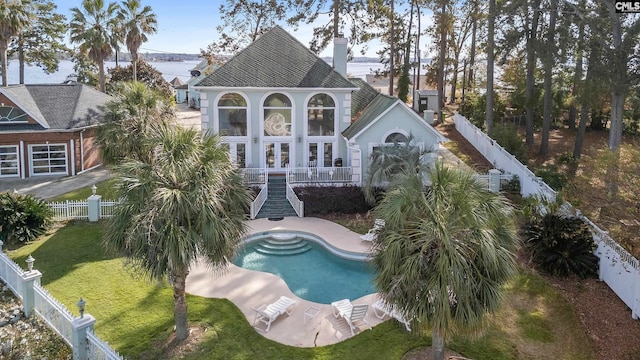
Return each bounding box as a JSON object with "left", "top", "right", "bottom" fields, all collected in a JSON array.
[
  {"left": 194, "top": 26, "right": 446, "bottom": 188},
  {"left": 0, "top": 83, "right": 111, "bottom": 178}
]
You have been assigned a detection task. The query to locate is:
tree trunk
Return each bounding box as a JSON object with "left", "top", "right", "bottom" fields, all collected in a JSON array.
[
  {"left": 524, "top": 0, "right": 541, "bottom": 145},
  {"left": 132, "top": 52, "right": 138, "bottom": 82},
  {"left": 605, "top": 1, "right": 626, "bottom": 151},
  {"left": 539, "top": 0, "right": 557, "bottom": 156},
  {"left": 389, "top": 0, "right": 395, "bottom": 96},
  {"left": 609, "top": 91, "right": 625, "bottom": 150},
  {"left": 468, "top": 11, "right": 476, "bottom": 89},
  {"left": 173, "top": 271, "right": 189, "bottom": 341},
  {"left": 573, "top": 101, "right": 589, "bottom": 159},
  {"left": 0, "top": 41, "right": 8, "bottom": 87},
  {"left": 450, "top": 59, "right": 458, "bottom": 104},
  {"left": 333, "top": 0, "right": 340, "bottom": 37},
  {"left": 437, "top": 0, "right": 447, "bottom": 117},
  {"left": 432, "top": 327, "right": 445, "bottom": 360},
  {"left": 18, "top": 40, "right": 25, "bottom": 85},
  {"left": 98, "top": 60, "right": 106, "bottom": 93},
  {"left": 485, "top": 0, "right": 495, "bottom": 133},
  {"left": 568, "top": 6, "right": 585, "bottom": 130},
  {"left": 415, "top": 5, "right": 421, "bottom": 91}
]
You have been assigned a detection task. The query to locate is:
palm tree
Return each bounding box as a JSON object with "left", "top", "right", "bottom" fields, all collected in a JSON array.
[
  {"left": 97, "top": 81, "right": 174, "bottom": 164},
  {"left": 371, "top": 162, "right": 518, "bottom": 360},
  {"left": 103, "top": 125, "right": 252, "bottom": 341},
  {"left": 69, "top": 0, "right": 120, "bottom": 92},
  {"left": 118, "top": 0, "right": 157, "bottom": 81},
  {"left": 362, "top": 134, "right": 434, "bottom": 204},
  {"left": 0, "top": 0, "right": 33, "bottom": 86}
]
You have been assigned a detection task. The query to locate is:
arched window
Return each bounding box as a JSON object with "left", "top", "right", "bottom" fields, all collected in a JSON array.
[
  {"left": 307, "top": 93, "right": 335, "bottom": 136},
  {"left": 263, "top": 93, "right": 292, "bottom": 136},
  {"left": 385, "top": 132, "right": 408, "bottom": 143},
  {"left": 218, "top": 93, "right": 247, "bottom": 136},
  {"left": 0, "top": 106, "right": 28, "bottom": 123}
]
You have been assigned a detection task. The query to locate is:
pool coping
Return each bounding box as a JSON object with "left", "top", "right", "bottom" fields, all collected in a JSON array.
[{"left": 185, "top": 217, "right": 392, "bottom": 347}]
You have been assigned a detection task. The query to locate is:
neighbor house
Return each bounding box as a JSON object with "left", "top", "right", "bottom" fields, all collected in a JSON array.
[
  {"left": 194, "top": 26, "right": 446, "bottom": 187},
  {"left": 183, "top": 59, "right": 216, "bottom": 109},
  {"left": 0, "top": 83, "right": 111, "bottom": 178}
]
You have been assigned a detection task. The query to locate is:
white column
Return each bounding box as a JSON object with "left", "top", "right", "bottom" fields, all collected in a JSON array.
[
  {"left": 72, "top": 314, "right": 96, "bottom": 359},
  {"left": 87, "top": 195, "right": 101, "bottom": 222},
  {"left": 20, "top": 269, "right": 42, "bottom": 316},
  {"left": 488, "top": 169, "right": 501, "bottom": 193},
  {"left": 70, "top": 139, "right": 76, "bottom": 175},
  {"left": 19, "top": 141, "right": 25, "bottom": 178}
]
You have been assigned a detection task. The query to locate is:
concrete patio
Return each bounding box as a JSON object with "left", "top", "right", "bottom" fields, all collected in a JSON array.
[{"left": 185, "top": 217, "right": 396, "bottom": 347}]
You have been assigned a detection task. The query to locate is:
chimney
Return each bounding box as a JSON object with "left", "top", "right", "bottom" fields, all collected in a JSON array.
[{"left": 333, "top": 38, "right": 348, "bottom": 77}]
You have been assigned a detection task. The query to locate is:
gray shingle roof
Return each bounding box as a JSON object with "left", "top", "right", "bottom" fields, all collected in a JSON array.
[
  {"left": 0, "top": 83, "right": 111, "bottom": 131},
  {"left": 342, "top": 92, "right": 397, "bottom": 139},
  {"left": 349, "top": 78, "right": 380, "bottom": 118},
  {"left": 196, "top": 26, "right": 356, "bottom": 89}
]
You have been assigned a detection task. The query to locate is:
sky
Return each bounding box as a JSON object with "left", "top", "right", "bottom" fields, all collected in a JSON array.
[{"left": 51, "top": 0, "right": 434, "bottom": 58}]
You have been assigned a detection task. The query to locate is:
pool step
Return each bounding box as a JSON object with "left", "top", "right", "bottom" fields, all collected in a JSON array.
[{"left": 255, "top": 239, "right": 311, "bottom": 256}]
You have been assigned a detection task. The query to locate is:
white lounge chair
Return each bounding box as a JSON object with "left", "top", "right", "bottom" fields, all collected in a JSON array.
[
  {"left": 251, "top": 296, "right": 297, "bottom": 332},
  {"left": 372, "top": 299, "right": 411, "bottom": 332},
  {"left": 331, "top": 299, "right": 371, "bottom": 335},
  {"left": 360, "top": 219, "right": 385, "bottom": 242}
]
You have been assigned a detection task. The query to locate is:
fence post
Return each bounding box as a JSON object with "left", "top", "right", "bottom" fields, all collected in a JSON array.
[
  {"left": 72, "top": 314, "right": 96, "bottom": 359},
  {"left": 488, "top": 169, "right": 501, "bottom": 193},
  {"left": 20, "top": 256, "right": 42, "bottom": 316},
  {"left": 633, "top": 271, "right": 640, "bottom": 320},
  {"left": 87, "top": 185, "right": 101, "bottom": 222}
]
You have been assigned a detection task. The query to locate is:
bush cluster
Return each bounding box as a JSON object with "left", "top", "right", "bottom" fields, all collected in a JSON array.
[
  {"left": 294, "top": 186, "right": 372, "bottom": 215},
  {"left": 490, "top": 123, "right": 528, "bottom": 162},
  {"left": 0, "top": 192, "right": 52, "bottom": 246},
  {"left": 458, "top": 91, "right": 506, "bottom": 130},
  {"left": 524, "top": 213, "right": 598, "bottom": 278},
  {"left": 534, "top": 165, "right": 567, "bottom": 191}
]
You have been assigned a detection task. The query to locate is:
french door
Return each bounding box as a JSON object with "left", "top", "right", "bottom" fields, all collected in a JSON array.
[{"left": 264, "top": 142, "right": 291, "bottom": 171}]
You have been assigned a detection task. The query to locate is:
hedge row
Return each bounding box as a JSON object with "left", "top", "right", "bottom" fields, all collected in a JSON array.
[{"left": 293, "top": 186, "right": 372, "bottom": 215}]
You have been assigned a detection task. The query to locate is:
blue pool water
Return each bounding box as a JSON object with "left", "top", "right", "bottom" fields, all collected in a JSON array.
[{"left": 233, "top": 234, "right": 376, "bottom": 304}]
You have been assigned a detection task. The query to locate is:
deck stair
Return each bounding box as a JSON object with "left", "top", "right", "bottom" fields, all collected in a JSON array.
[{"left": 255, "top": 175, "right": 298, "bottom": 219}]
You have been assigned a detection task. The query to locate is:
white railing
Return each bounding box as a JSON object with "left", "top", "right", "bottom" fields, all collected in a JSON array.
[
  {"left": 286, "top": 167, "right": 353, "bottom": 184},
  {"left": 285, "top": 181, "right": 304, "bottom": 217},
  {"left": 560, "top": 203, "right": 640, "bottom": 319},
  {"left": 242, "top": 168, "right": 267, "bottom": 185},
  {"left": 87, "top": 328, "right": 126, "bottom": 360},
  {"left": 33, "top": 284, "right": 75, "bottom": 345},
  {"left": 250, "top": 185, "right": 268, "bottom": 220},
  {"left": 454, "top": 113, "right": 557, "bottom": 201},
  {"left": 0, "top": 250, "right": 24, "bottom": 298},
  {"left": 48, "top": 200, "right": 89, "bottom": 221}
]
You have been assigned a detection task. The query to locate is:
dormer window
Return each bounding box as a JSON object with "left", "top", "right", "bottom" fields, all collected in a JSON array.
[{"left": 0, "top": 106, "right": 28, "bottom": 123}]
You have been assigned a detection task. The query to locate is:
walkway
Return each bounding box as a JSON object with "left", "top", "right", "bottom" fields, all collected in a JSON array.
[
  {"left": 0, "top": 167, "right": 111, "bottom": 200},
  {"left": 185, "top": 217, "right": 392, "bottom": 347}
]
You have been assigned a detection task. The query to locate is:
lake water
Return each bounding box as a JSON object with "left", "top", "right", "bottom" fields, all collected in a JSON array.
[{"left": 5, "top": 59, "right": 387, "bottom": 85}]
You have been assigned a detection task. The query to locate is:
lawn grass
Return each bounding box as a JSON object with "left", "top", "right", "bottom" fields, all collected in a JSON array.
[
  {"left": 7, "top": 221, "right": 593, "bottom": 359},
  {"left": 50, "top": 179, "right": 119, "bottom": 201}
]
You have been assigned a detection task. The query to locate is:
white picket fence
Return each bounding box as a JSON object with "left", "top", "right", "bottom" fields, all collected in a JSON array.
[
  {"left": 455, "top": 111, "right": 640, "bottom": 320},
  {"left": 0, "top": 244, "right": 124, "bottom": 359},
  {"left": 454, "top": 113, "right": 557, "bottom": 201},
  {"left": 48, "top": 200, "right": 118, "bottom": 221}
]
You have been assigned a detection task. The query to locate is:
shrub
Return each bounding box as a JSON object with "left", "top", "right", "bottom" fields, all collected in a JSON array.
[
  {"left": 458, "top": 91, "right": 506, "bottom": 130},
  {"left": 502, "top": 175, "right": 521, "bottom": 194},
  {"left": 294, "top": 186, "right": 372, "bottom": 215},
  {"left": 0, "top": 192, "right": 52, "bottom": 246},
  {"left": 524, "top": 213, "right": 598, "bottom": 278},
  {"left": 535, "top": 165, "right": 567, "bottom": 191},
  {"left": 490, "top": 123, "right": 528, "bottom": 162}
]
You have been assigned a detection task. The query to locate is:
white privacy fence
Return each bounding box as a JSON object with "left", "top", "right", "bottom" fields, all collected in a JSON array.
[
  {"left": 0, "top": 242, "right": 124, "bottom": 359},
  {"left": 455, "top": 111, "right": 640, "bottom": 319},
  {"left": 560, "top": 203, "right": 640, "bottom": 319},
  {"left": 454, "top": 113, "right": 557, "bottom": 201}
]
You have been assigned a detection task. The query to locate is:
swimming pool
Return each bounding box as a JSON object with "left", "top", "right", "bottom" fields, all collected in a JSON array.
[{"left": 233, "top": 232, "right": 376, "bottom": 304}]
